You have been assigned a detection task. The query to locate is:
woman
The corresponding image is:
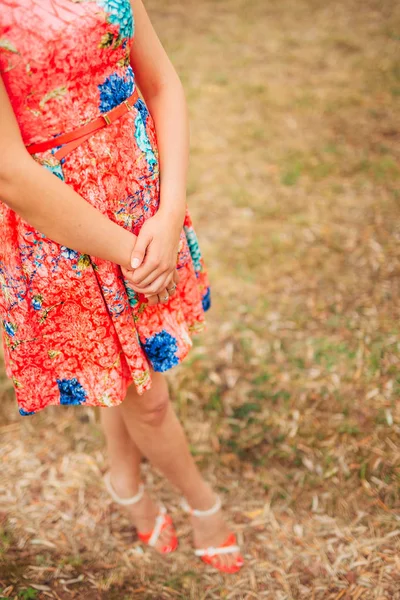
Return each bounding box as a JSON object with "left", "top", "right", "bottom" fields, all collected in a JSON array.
[{"left": 0, "top": 0, "right": 243, "bottom": 574}]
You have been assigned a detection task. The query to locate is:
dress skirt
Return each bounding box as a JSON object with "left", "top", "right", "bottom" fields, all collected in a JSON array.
[{"left": 0, "top": 0, "right": 210, "bottom": 416}]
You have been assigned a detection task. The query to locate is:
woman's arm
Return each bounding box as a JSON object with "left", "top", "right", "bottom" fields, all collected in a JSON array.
[
  {"left": 129, "top": 0, "right": 189, "bottom": 223},
  {"left": 123, "top": 0, "right": 189, "bottom": 294},
  {"left": 0, "top": 76, "right": 136, "bottom": 272}
]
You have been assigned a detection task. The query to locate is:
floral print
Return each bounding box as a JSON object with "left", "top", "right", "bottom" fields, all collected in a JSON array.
[
  {"left": 142, "top": 330, "right": 180, "bottom": 372},
  {"left": 202, "top": 288, "right": 211, "bottom": 312},
  {"left": 57, "top": 378, "right": 88, "bottom": 406},
  {"left": 0, "top": 0, "right": 211, "bottom": 416},
  {"left": 96, "top": 0, "right": 134, "bottom": 40},
  {"left": 133, "top": 107, "right": 158, "bottom": 172},
  {"left": 184, "top": 225, "right": 203, "bottom": 273},
  {"left": 98, "top": 68, "right": 135, "bottom": 112},
  {"left": 3, "top": 321, "right": 16, "bottom": 337}
]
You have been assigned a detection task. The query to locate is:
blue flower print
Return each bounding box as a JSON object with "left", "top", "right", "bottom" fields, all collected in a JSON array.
[
  {"left": 142, "top": 330, "right": 179, "bottom": 372},
  {"left": 3, "top": 320, "right": 16, "bottom": 337},
  {"left": 96, "top": 0, "right": 134, "bottom": 40},
  {"left": 19, "top": 407, "right": 36, "bottom": 416},
  {"left": 124, "top": 282, "right": 138, "bottom": 308},
  {"left": 31, "top": 295, "right": 42, "bottom": 311},
  {"left": 134, "top": 98, "right": 149, "bottom": 123},
  {"left": 134, "top": 111, "right": 157, "bottom": 172},
  {"left": 202, "top": 287, "right": 211, "bottom": 312},
  {"left": 61, "top": 246, "right": 78, "bottom": 260},
  {"left": 57, "top": 378, "right": 88, "bottom": 405},
  {"left": 184, "top": 226, "right": 203, "bottom": 272},
  {"left": 98, "top": 68, "right": 135, "bottom": 112},
  {"left": 42, "top": 160, "right": 65, "bottom": 181}
]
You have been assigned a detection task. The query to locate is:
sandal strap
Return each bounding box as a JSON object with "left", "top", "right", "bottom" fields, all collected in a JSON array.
[
  {"left": 180, "top": 494, "right": 222, "bottom": 517},
  {"left": 103, "top": 471, "right": 145, "bottom": 506},
  {"left": 147, "top": 504, "right": 167, "bottom": 547},
  {"left": 194, "top": 544, "right": 241, "bottom": 557}
]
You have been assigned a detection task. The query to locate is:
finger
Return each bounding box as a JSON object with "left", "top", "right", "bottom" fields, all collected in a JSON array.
[
  {"left": 157, "top": 289, "right": 170, "bottom": 304},
  {"left": 123, "top": 262, "right": 158, "bottom": 291},
  {"left": 130, "top": 230, "right": 152, "bottom": 270},
  {"left": 164, "top": 272, "right": 174, "bottom": 292},
  {"left": 137, "top": 273, "right": 171, "bottom": 296},
  {"left": 132, "top": 261, "right": 166, "bottom": 287},
  {"left": 146, "top": 294, "right": 159, "bottom": 306},
  {"left": 165, "top": 273, "right": 177, "bottom": 296},
  {"left": 169, "top": 269, "right": 180, "bottom": 294},
  {"left": 122, "top": 268, "right": 143, "bottom": 291},
  {"left": 124, "top": 268, "right": 177, "bottom": 296}
]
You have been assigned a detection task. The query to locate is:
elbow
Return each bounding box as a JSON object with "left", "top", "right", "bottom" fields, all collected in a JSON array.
[
  {"left": 0, "top": 168, "right": 16, "bottom": 209},
  {"left": 0, "top": 153, "right": 31, "bottom": 211},
  {"left": 142, "top": 67, "right": 185, "bottom": 104}
]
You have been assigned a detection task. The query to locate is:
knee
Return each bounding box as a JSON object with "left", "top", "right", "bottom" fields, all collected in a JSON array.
[{"left": 137, "top": 395, "right": 169, "bottom": 427}]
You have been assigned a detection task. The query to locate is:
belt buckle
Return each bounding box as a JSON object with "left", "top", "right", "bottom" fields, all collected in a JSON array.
[
  {"left": 123, "top": 99, "right": 133, "bottom": 111},
  {"left": 102, "top": 112, "right": 112, "bottom": 126}
]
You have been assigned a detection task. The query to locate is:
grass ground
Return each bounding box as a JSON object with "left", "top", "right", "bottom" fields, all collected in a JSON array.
[{"left": 1, "top": 0, "right": 399, "bottom": 598}]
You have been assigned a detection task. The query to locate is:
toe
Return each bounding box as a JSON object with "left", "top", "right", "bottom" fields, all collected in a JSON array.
[
  {"left": 155, "top": 521, "right": 178, "bottom": 554},
  {"left": 208, "top": 550, "right": 243, "bottom": 573}
]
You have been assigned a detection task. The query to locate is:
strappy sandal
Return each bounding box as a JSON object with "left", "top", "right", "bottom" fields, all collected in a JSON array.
[
  {"left": 103, "top": 471, "right": 178, "bottom": 554},
  {"left": 180, "top": 493, "right": 244, "bottom": 574}
]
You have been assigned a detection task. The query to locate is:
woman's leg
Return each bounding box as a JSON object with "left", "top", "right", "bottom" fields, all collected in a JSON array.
[
  {"left": 116, "top": 370, "right": 240, "bottom": 568},
  {"left": 100, "top": 404, "right": 175, "bottom": 552}
]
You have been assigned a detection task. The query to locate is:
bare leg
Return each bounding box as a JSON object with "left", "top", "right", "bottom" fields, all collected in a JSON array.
[
  {"left": 116, "top": 370, "right": 240, "bottom": 569},
  {"left": 99, "top": 404, "right": 175, "bottom": 552}
]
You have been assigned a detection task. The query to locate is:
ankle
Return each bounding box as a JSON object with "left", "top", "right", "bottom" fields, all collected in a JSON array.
[
  {"left": 184, "top": 482, "right": 219, "bottom": 513},
  {"left": 109, "top": 467, "right": 142, "bottom": 498}
]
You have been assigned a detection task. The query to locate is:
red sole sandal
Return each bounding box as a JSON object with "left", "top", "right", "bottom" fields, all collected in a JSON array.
[
  {"left": 180, "top": 494, "right": 244, "bottom": 573},
  {"left": 103, "top": 471, "right": 178, "bottom": 554}
]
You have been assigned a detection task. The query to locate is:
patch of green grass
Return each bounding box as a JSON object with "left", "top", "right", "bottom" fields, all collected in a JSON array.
[
  {"left": 164, "top": 570, "right": 202, "bottom": 591},
  {"left": 313, "top": 338, "right": 356, "bottom": 370},
  {"left": 34, "top": 553, "right": 52, "bottom": 566},
  {"left": 289, "top": 356, "right": 306, "bottom": 369},
  {"left": 18, "top": 590, "right": 38, "bottom": 600},
  {"left": 232, "top": 402, "right": 261, "bottom": 418},
  {"left": 212, "top": 73, "right": 229, "bottom": 86},
  {"left": 59, "top": 554, "right": 84, "bottom": 568},
  {"left": 249, "top": 388, "right": 270, "bottom": 401},
  {"left": 0, "top": 528, "right": 12, "bottom": 556},
  {"left": 338, "top": 422, "right": 360, "bottom": 435},
  {"left": 359, "top": 462, "right": 368, "bottom": 481},
  {"left": 204, "top": 391, "right": 223, "bottom": 413},
  {"left": 294, "top": 91, "right": 317, "bottom": 108},
  {"left": 281, "top": 161, "right": 303, "bottom": 186},
  {"left": 368, "top": 156, "right": 399, "bottom": 181},
  {"left": 252, "top": 372, "right": 272, "bottom": 385}
]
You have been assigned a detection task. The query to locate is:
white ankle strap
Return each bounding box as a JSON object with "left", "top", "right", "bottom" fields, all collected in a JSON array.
[
  {"left": 147, "top": 505, "right": 167, "bottom": 547},
  {"left": 104, "top": 471, "right": 145, "bottom": 506},
  {"left": 195, "top": 544, "right": 240, "bottom": 557},
  {"left": 180, "top": 494, "right": 222, "bottom": 517}
]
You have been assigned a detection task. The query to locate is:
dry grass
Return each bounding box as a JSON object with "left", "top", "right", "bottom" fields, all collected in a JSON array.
[{"left": 1, "top": 0, "right": 399, "bottom": 598}]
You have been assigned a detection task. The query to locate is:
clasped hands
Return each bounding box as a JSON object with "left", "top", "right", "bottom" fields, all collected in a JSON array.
[{"left": 121, "top": 211, "right": 182, "bottom": 306}]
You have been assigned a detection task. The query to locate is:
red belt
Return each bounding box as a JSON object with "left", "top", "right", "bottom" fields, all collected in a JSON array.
[{"left": 25, "top": 88, "right": 140, "bottom": 161}]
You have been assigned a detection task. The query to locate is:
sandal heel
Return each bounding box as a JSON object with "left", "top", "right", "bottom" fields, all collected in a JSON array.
[{"left": 103, "top": 471, "right": 178, "bottom": 554}]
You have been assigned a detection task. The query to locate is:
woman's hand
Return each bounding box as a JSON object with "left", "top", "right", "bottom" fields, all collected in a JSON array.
[
  {"left": 144, "top": 268, "right": 180, "bottom": 306},
  {"left": 122, "top": 208, "right": 184, "bottom": 304}
]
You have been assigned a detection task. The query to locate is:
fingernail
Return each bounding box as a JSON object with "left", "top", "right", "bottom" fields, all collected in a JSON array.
[{"left": 131, "top": 257, "right": 140, "bottom": 269}]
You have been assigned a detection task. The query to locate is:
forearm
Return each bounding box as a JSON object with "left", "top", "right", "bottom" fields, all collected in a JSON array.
[
  {"left": 144, "top": 76, "right": 189, "bottom": 223},
  {"left": 0, "top": 154, "right": 135, "bottom": 269}
]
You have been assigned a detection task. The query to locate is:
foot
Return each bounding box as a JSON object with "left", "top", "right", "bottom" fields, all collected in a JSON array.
[
  {"left": 188, "top": 488, "right": 243, "bottom": 572},
  {"left": 108, "top": 472, "right": 177, "bottom": 554}
]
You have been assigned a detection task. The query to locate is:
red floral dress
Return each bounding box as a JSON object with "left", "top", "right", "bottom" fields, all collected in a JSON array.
[{"left": 0, "top": 0, "right": 210, "bottom": 416}]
